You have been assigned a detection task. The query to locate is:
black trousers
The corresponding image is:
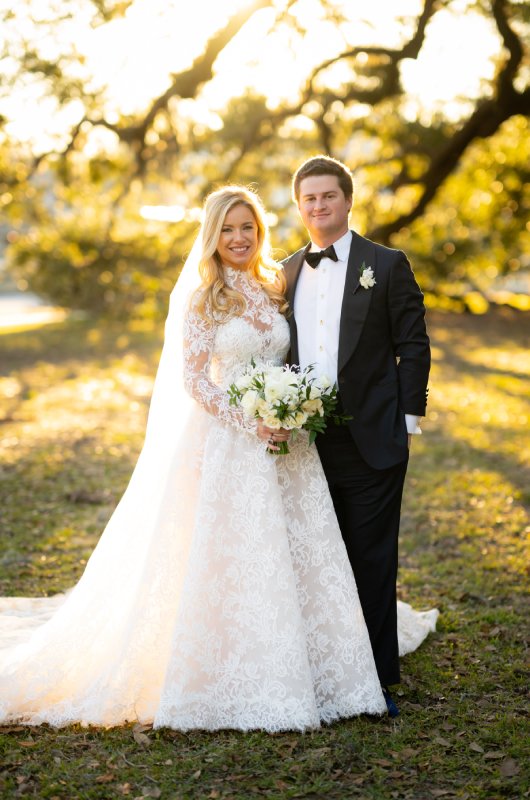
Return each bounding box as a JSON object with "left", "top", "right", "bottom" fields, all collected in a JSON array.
[{"left": 316, "top": 421, "right": 408, "bottom": 686}]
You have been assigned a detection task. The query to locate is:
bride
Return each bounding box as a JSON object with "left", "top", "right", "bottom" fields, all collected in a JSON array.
[{"left": 0, "top": 186, "right": 437, "bottom": 731}]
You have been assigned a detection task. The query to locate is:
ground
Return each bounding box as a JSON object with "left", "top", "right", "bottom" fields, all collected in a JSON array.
[{"left": 0, "top": 307, "right": 528, "bottom": 800}]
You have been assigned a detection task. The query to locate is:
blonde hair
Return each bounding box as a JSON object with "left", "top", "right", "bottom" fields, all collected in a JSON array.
[{"left": 192, "top": 186, "right": 287, "bottom": 320}]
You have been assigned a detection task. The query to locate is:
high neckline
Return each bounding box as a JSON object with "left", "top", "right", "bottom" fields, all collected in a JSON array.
[{"left": 223, "top": 265, "right": 255, "bottom": 284}]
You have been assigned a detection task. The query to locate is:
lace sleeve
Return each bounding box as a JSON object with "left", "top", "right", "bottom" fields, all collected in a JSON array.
[{"left": 183, "top": 306, "right": 257, "bottom": 434}]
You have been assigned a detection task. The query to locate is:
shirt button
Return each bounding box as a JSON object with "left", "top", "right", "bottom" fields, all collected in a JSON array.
[
  {"left": 319, "top": 346, "right": 324, "bottom": 351},
  {"left": 320, "top": 320, "right": 324, "bottom": 325}
]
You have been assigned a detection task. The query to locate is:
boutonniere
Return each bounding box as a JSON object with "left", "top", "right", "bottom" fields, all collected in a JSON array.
[{"left": 359, "top": 262, "right": 376, "bottom": 290}]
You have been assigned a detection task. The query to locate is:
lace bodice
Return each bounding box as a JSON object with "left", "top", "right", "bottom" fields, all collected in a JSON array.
[{"left": 183, "top": 267, "right": 290, "bottom": 432}]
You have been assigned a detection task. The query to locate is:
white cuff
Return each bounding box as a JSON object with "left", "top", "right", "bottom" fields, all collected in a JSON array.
[{"left": 405, "top": 414, "right": 422, "bottom": 435}]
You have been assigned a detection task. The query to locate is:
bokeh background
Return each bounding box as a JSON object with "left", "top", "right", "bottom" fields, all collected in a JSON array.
[
  {"left": 0, "top": 0, "right": 529, "bottom": 318},
  {"left": 0, "top": 3, "right": 529, "bottom": 799}
]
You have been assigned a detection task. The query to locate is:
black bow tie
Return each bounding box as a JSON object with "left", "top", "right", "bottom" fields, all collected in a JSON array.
[{"left": 306, "top": 245, "right": 338, "bottom": 268}]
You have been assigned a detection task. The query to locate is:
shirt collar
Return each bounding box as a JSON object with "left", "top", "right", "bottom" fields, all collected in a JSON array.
[{"left": 309, "top": 230, "right": 352, "bottom": 261}]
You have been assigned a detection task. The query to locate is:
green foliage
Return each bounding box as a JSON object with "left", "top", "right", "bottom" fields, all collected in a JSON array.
[
  {"left": 8, "top": 223, "right": 187, "bottom": 318},
  {"left": 1, "top": 1, "right": 528, "bottom": 315},
  {"left": 395, "top": 116, "right": 530, "bottom": 292}
]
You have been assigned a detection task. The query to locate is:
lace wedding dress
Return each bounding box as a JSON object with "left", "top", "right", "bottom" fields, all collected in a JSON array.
[{"left": 0, "top": 267, "right": 437, "bottom": 730}]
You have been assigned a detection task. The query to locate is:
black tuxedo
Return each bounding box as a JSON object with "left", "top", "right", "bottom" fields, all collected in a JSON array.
[
  {"left": 284, "top": 230, "right": 430, "bottom": 470},
  {"left": 283, "top": 230, "right": 430, "bottom": 685}
]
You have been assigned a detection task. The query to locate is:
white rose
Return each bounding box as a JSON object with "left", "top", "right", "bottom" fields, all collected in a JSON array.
[
  {"left": 256, "top": 398, "right": 271, "bottom": 419},
  {"left": 264, "top": 377, "right": 284, "bottom": 403},
  {"left": 316, "top": 375, "right": 331, "bottom": 391},
  {"left": 241, "top": 390, "right": 259, "bottom": 416},
  {"left": 235, "top": 374, "right": 252, "bottom": 391},
  {"left": 291, "top": 410, "right": 309, "bottom": 427},
  {"left": 261, "top": 412, "right": 282, "bottom": 430},
  {"left": 359, "top": 266, "right": 376, "bottom": 289},
  {"left": 302, "top": 398, "right": 323, "bottom": 415}
]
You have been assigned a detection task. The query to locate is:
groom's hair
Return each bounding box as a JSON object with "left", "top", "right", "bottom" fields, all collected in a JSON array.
[{"left": 292, "top": 155, "right": 353, "bottom": 202}]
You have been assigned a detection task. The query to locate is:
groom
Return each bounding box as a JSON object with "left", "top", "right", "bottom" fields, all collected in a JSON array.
[{"left": 283, "top": 155, "right": 430, "bottom": 714}]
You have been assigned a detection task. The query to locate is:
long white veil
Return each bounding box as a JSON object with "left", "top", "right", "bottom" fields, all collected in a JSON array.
[
  {"left": 0, "top": 231, "right": 211, "bottom": 724},
  {"left": 141, "top": 230, "right": 203, "bottom": 457}
]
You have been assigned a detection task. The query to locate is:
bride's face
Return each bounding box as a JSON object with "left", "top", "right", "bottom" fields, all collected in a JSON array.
[{"left": 216, "top": 204, "right": 259, "bottom": 270}]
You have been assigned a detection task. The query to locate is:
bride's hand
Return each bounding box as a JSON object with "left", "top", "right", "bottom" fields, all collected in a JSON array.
[{"left": 256, "top": 419, "right": 291, "bottom": 452}]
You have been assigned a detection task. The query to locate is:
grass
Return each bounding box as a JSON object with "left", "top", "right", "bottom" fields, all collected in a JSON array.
[{"left": 0, "top": 307, "right": 528, "bottom": 800}]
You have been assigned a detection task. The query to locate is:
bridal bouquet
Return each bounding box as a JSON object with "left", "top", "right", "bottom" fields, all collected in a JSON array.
[{"left": 228, "top": 361, "right": 349, "bottom": 454}]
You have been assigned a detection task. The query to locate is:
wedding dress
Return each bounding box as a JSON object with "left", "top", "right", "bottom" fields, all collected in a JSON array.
[{"left": 0, "top": 267, "right": 437, "bottom": 731}]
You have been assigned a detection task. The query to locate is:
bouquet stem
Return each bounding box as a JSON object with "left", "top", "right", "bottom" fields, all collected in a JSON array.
[{"left": 267, "top": 440, "right": 290, "bottom": 456}]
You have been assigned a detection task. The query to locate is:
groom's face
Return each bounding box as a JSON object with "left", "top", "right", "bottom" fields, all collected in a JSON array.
[{"left": 296, "top": 174, "right": 352, "bottom": 246}]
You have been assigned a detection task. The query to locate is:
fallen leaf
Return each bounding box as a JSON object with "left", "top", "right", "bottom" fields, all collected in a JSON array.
[
  {"left": 96, "top": 773, "right": 114, "bottom": 784},
  {"left": 133, "top": 731, "right": 151, "bottom": 747},
  {"left": 133, "top": 723, "right": 152, "bottom": 734},
  {"left": 430, "top": 790, "right": 454, "bottom": 797},
  {"left": 310, "top": 747, "right": 331, "bottom": 756},
  {"left": 192, "top": 770, "right": 202, "bottom": 779},
  {"left": 500, "top": 758, "right": 519, "bottom": 777},
  {"left": 141, "top": 788, "right": 161, "bottom": 799},
  {"left": 484, "top": 751, "right": 505, "bottom": 760},
  {"left": 433, "top": 736, "right": 452, "bottom": 748},
  {"left": 469, "top": 742, "right": 484, "bottom": 753}
]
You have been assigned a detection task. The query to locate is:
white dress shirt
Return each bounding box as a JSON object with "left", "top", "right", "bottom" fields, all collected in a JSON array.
[{"left": 293, "top": 230, "right": 421, "bottom": 435}]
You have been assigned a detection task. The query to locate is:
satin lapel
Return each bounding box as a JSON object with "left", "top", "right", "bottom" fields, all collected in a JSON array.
[
  {"left": 284, "top": 245, "right": 310, "bottom": 366},
  {"left": 337, "top": 232, "right": 376, "bottom": 374}
]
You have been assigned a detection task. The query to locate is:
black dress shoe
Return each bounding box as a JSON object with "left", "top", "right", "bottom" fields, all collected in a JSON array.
[{"left": 382, "top": 687, "right": 400, "bottom": 718}]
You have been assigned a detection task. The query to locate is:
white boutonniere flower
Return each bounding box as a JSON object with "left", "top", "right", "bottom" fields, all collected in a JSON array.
[{"left": 359, "top": 262, "right": 376, "bottom": 289}]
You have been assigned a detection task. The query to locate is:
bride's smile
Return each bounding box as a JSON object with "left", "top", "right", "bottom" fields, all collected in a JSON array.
[{"left": 217, "top": 204, "right": 258, "bottom": 270}]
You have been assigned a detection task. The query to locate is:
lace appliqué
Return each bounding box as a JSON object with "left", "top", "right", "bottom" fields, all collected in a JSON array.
[{"left": 183, "top": 268, "right": 290, "bottom": 434}]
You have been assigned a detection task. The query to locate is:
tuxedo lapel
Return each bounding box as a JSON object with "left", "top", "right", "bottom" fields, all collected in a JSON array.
[
  {"left": 283, "top": 244, "right": 310, "bottom": 365},
  {"left": 337, "top": 232, "right": 376, "bottom": 374}
]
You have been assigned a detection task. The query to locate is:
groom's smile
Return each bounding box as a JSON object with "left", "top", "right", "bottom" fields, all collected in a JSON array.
[{"left": 297, "top": 174, "right": 352, "bottom": 248}]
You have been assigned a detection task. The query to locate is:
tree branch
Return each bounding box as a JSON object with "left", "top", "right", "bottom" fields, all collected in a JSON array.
[{"left": 368, "top": 0, "right": 529, "bottom": 242}]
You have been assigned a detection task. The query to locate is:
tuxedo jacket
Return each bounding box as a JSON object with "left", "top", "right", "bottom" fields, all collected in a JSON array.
[{"left": 283, "top": 230, "right": 431, "bottom": 470}]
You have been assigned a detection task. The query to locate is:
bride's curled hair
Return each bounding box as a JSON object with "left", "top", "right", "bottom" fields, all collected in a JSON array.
[{"left": 192, "top": 186, "right": 288, "bottom": 320}]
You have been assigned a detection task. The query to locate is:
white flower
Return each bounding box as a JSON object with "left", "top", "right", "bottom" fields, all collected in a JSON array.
[
  {"left": 291, "top": 410, "right": 309, "bottom": 427},
  {"left": 235, "top": 374, "right": 252, "bottom": 391},
  {"left": 261, "top": 412, "right": 283, "bottom": 429},
  {"left": 264, "top": 382, "right": 283, "bottom": 403},
  {"left": 241, "top": 389, "right": 259, "bottom": 415},
  {"left": 359, "top": 264, "right": 376, "bottom": 290},
  {"left": 316, "top": 375, "right": 331, "bottom": 391},
  {"left": 302, "top": 398, "right": 324, "bottom": 415}
]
